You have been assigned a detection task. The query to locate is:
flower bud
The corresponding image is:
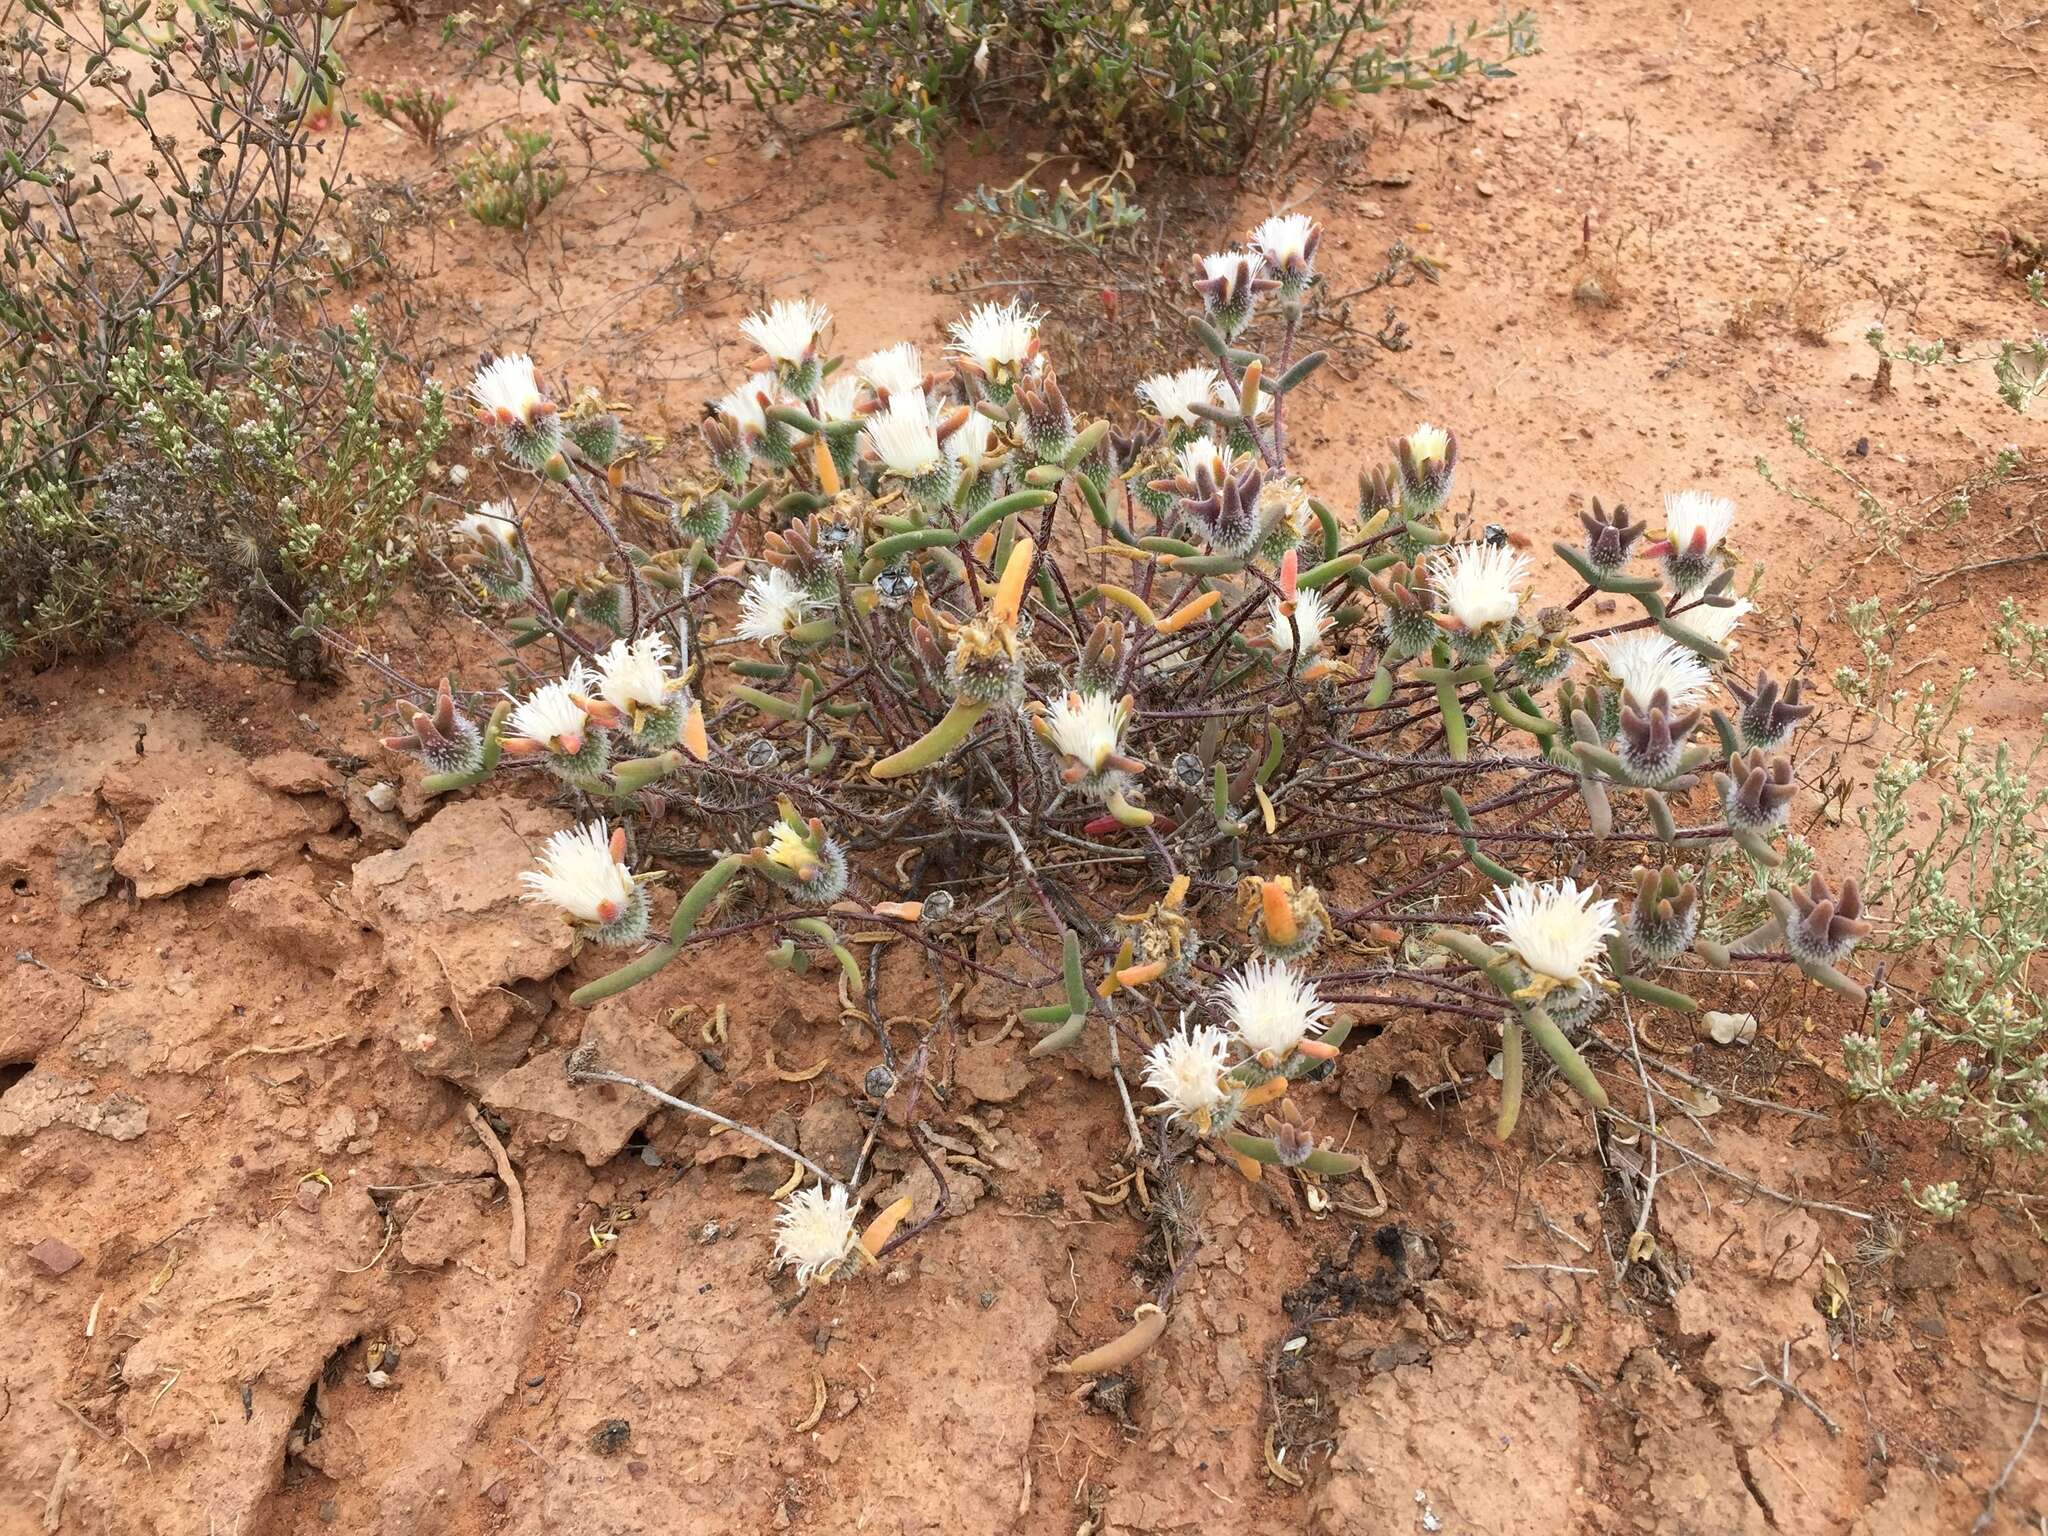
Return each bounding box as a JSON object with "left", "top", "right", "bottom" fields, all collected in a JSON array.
[
  {"left": 1616, "top": 691, "right": 1703, "bottom": 785},
  {"left": 1580, "top": 497, "right": 1648, "bottom": 572},
  {"left": 1726, "top": 668, "right": 1812, "bottom": 753},
  {"left": 1626, "top": 865, "right": 1700, "bottom": 963},
  {"left": 1716, "top": 749, "right": 1795, "bottom": 830},
  {"left": 1786, "top": 873, "right": 1872, "bottom": 967}
]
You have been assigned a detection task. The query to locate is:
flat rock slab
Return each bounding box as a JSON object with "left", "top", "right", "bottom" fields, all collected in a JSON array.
[
  {"left": 113, "top": 766, "right": 342, "bottom": 898},
  {"left": 485, "top": 995, "right": 700, "bottom": 1167},
  {"left": 352, "top": 800, "right": 577, "bottom": 1080}
]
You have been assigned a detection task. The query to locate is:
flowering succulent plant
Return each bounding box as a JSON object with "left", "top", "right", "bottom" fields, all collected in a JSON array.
[{"left": 374, "top": 221, "right": 1864, "bottom": 1288}]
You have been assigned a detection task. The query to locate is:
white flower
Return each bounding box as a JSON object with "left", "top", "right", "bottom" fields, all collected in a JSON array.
[
  {"left": 739, "top": 297, "right": 829, "bottom": 363},
  {"left": 947, "top": 299, "right": 1040, "bottom": 375},
  {"left": 1405, "top": 422, "right": 1451, "bottom": 470},
  {"left": 1142, "top": 1023, "right": 1234, "bottom": 1125},
  {"left": 1679, "top": 596, "right": 1752, "bottom": 647},
  {"left": 1138, "top": 366, "right": 1221, "bottom": 427},
  {"left": 1592, "top": 631, "right": 1711, "bottom": 710},
  {"left": 1485, "top": 878, "right": 1619, "bottom": 985},
  {"left": 594, "top": 633, "right": 680, "bottom": 715},
  {"left": 948, "top": 407, "right": 997, "bottom": 467},
  {"left": 774, "top": 1183, "right": 859, "bottom": 1285},
  {"left": 1664, "top": 490, "right": 1736, "bottom": 557},
  {"left": 1216, "top": 958, "right": 1331, "bottom": 1058},
  {"left": 716, "top": 372, "right": 781, "bottom": 437},
  {"left": 470, "top": 354, "right": 550, "bottom": 426},
  {"left": 857, "top": 342, "right": 925, "bottom": 404},
  {"left": 1039, "top": 690, "right": 1127, "bottom": 772},
  {"left": 1431, "top": 544, "right": 1529, "bottom": 632},
  {"left": 1176, "top": 438, "right": 1230, "bottom": 488},
  {"left": 1252, "top": 213, "right": 1318, "bottom": 270},
  {"left": 1267, "top": 589, "right": 1332, "bottom": 658},
  {"left": 1200, "top": 250, "right": 1251, "bottom": 298},
  {"left": 815, "top": 371, "right": 862, "bottom": 424},
  {"left": 520, "top": 820, "right": 636, "bottom": 926},
  {"left": 863, "top": 398, "right": 943, "bottom": 477},
  {"left": 736, "top": 567, "right": 816, "bottom": 645},
  {"left": 454, "top": 501, "right": 520, "bottom": 553},
  {"left": 508, "top": 668, "right": 593, "bottom": 753}
]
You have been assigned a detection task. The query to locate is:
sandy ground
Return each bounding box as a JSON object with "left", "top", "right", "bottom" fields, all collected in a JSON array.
[{"left": 5, "top": 2, "right": 2048, "bottom": 1533}]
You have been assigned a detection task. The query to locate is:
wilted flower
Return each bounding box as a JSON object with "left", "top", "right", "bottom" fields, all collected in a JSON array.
[
  {"left": 948, "top": 299, "right": 1041, "bottom": 401},
  {"left": 1251, "top": 212, "right": 1321, "bottom": 296},
  {"left": 1240, "top": 874, "right": 1330, "bottom": 962},
  {"left": 1216, "top": 958, "right": 1331, "bottom": 1060},
  {"left": 740, "top": 296, "right": 830, "bottom": 395},
  {"left": 1656, "top": 490, "right": 1736, "bottom": 593},
  {"left": 759, "top": 814, "right": 849, "bottom": 904},
  {"left": 1142, "top": 1022, "right": 1235, "bottom": 1127},
  {"left": 519, "top": 821, "right": 648, "bottom": 946},
  {"left": 470, "top": 354, "right": 561, "bottom": 471},
  {"left": 1252, "top": 475, "right": 1314, "bottom": 564},
  {"left": 1591, "top": 631, "right": 1711, "bottom": 713},
  {"left": 736, "top": 566, "right": 823, "bottom": 647},
  {"left": 774, "top": 1183, "right": 859, "bottom": 1285},
  {"left": 1431, "top": 543, "right": 1529, "bottom": 653}
]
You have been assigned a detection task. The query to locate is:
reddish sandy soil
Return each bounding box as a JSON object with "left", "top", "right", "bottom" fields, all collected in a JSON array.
[{"left": 6, "top": 3, "right": 2048, "bottom": 1534}]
